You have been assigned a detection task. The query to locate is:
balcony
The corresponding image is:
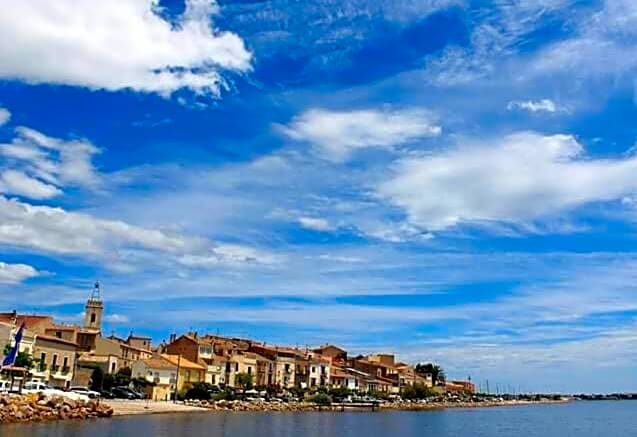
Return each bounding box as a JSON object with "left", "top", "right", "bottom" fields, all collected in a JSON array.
[{"left": 50, "top": 365, "right": 60, "bottom": 373}]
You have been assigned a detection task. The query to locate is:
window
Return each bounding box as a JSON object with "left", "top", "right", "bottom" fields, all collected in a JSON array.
[
  {"left": 247, "top": 366, "right": 252, "bottom": 375},
  {"left": 111, "top": 362, "right": 116, "bottom": 373},
  {"left": 62, "top": 356, "right": 68, "bottom": 370},
  {"left": 39, "top": 352, "right": 46, "bottom": 372},
  {"left": 90, "top": 313, "right": 96, "bottom": 323},
  {"left": 52, "top": 354, "right": 58, "bottom": 366},
  {"left": 56, "top": 331, "right": 62, "bottom": 339},
  {"left": 311, "top": 366, "right": 316, "bottom": 373}
]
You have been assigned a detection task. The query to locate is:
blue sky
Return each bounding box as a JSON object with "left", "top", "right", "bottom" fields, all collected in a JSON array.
[{"left": 1, "top": 0, "right": 637, "bottom": 393}]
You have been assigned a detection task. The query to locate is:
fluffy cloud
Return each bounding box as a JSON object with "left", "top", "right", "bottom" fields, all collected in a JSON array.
[
  {"left": 0, "top": 126, "right": 101, "bottom": 199},
  {"left": 378, "top": 132, "right": 637, "bottom": 230},
  {"left": 282, "top": 108, "right": 441, "bottom": 162},
  {"left": 298, "top": 217, "right": 334, "bottom": 232},
  {"left": 0, "top": 262, "right": 40, "bottom": 284},
  {"left": 0, "top": 108, "right": 10, "bottom": 126},
  {"left": 507, "top": 99, "right": 563, "bottom": 114},
  {"left": 0, "top": 0, "right": 251, "bottom": 96},
  {"left": 0, "top": 195, "right": 205, "bottom": 257}
]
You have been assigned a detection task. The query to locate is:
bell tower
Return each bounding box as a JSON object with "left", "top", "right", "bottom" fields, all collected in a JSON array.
[{"left": 84, "top": 281, "right": 104, "bottom": 332}]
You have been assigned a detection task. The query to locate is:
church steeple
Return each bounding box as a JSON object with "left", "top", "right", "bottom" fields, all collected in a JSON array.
[{"left": 84, "top": 281, "right": 104, "bottom": 332}]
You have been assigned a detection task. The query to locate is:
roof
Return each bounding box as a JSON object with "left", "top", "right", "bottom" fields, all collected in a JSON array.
[
  {"left": 47, "top": 324, "right": 80, "bottom": 332},
  {"left": 128, "top": 334, "right": 152, "bottom": 340},
  {"left": 36, "top": 334, "right": 78, "bottom": 347},
  {"left": 0, "top": 313, "right": 53, "bottom": 329},
  {"left": 140, "top": 357, "right": 177, "bottom": 371},
  {"left": 162, "top": 354, "right": 206, "bottom": 370}
]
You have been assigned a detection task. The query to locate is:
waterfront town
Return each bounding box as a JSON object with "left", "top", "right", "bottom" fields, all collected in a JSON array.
[{"left": 0, "top": 283, "right": 474, "bottom": 404}]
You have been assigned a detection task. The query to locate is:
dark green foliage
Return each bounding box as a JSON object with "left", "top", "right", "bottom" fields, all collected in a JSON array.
[
  {"left": 114, "top": 367, "right": 132, "bottom": 386},
  {"left": 415, "top": 363, "right": 446, "bottom": 385},
  {"left": 328, "top": 386, "right": 351, "bottom": 401},
  {"left": 235, "top": 372, "right": 254, "bottom": 390},
  {"left": 402, "top": 383, "right": 436, "bottom": 400},
  {"left": 213, "top": 388, "right": 237, "bottom": 401},
  {"left": 185, "top": 382, "right": 215, "bottom": 400},
  {"left": 309, "top": 392, "right": 332, "bottom": 406},
  {"left": 90, "top": 367, "right": 104, "bottom": 391}
]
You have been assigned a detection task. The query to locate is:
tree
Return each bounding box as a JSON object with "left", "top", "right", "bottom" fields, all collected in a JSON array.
[
  {"left": 114, "top": 367, "right": 132, "bottom": 386},
  {"left": 235, "top": 372, "right": 253, "bottom": 390},
  {"left": 415, "top": 363, "right": 446, "bottom": 385},
  {"left": 90, "top": 367, "right": 104, "bottom": 391},
  {"left": 3, "top": 344, "right": 36, "bottom": 370},
  {"left": 185, "top": 382, "right": 214, "bottom": 400},
  {"left": 309, "top": 392, "right": 331, "bottom": 406}
]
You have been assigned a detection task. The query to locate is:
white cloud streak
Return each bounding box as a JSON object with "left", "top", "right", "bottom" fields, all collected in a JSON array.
[
  {"left": 379, "top": 131, "right": 637, "bottom": 230},
  {"left": 0, "top": 126, "right": 101, "bottom": 199},
  {"left": 0, "top": 0, "right": 251, "bottom": 97},
  {"left": 0, "top": 261, "right": 40, "bottom": 284},
  {"left": 282, "top": 108, "right": 441, "bottom": 162},
  {"left": 507, "top": 99, "right": 564, "bottom": 114},
  {"left": 0, "top": 108, "right": 10, "bottom": 126}
]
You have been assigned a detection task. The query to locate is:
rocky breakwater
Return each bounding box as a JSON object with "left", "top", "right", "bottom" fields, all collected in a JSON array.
[
  {"left": 0, "top": 394, "right": 114, "bottom": 424},
  {"left": 185, "top": 399, "right": 327, "bottom": 412}
]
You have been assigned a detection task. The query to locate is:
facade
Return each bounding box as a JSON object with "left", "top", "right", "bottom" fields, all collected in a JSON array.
[
  {"left": 126, "top": 334, "right": 152, "bottom": 351},
  {"left": 313, "top": 344, "right": 347, "bottom": 363},
  {"left": 162, "top": 354, "right": 206, "bottom": 392},
  {"left": 31, "top": 335, "right": 77, "bottom": 389},
  {"left": 131, "top": 357, "right": 177, "bottom": 400}
]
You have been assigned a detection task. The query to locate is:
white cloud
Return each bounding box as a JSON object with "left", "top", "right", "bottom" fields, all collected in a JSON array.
[
  {"left": 0, "top": 195, "right": 205, "bottom": 257},
  {"left": 0, "top": 0, "right": 251, "bottom": 97},
  {"left": 0, "top": 261, "right": 40, "bottom": 284},
  {"left": 178, "top": 243, "right": 279, "bottom": 267},
  {"left": 0, "top": 126, "right": 101, "bottom": 199},
  {"left": 105, "top": 314, "right": 129, "bottom": 324},
  {"left": 0, "top": 170, "right": 62, "bottom": 200},
  {"left": 0, "top": 108, "right": 10, "bottom": 126},
  {"left": 528, "top": 0, "right": 637, "bottom": 82},
  {"left": 281, "top": 108, "right": 441, "bottom": 162},
  {"left": 378, "top": 131, "right": 637, "bottom": 230},
  {"left": 507, "top": 99, "right": 564, "bottom": 114},
  {"left": 298, "top": 216, "right": 333, "bottom": 232}
]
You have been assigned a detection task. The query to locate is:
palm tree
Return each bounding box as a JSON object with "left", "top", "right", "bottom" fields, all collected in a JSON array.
[{"left": 415, "top": 363, "right": 445, "bottom": 386}]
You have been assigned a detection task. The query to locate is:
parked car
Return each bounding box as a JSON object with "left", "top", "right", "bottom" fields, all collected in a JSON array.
[
  {"left": 69, "top": 386, "right": 101, "bottom": 399},
  {"left": 22, "top": 382, "right": 89, "bottom": 402},
  {"left": 111, "top": 386, "right": 138, "bottom": 399},
  {"left": 128, "top": 387, "right": 146, "bottom": 399},
  {"left": 100, "top": 390, "right": 116, "bottom": 399}
]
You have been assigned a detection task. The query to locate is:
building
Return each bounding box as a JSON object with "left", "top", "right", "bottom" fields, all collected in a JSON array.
[
  {"left": 126, "top": 333, "right": 152, "bottom": 351},
  {"left": 31, "top": 335, "right": 77, "bottom": 389},
  {"left": 131, "top": 357, "right": 177, "bottom": 400},
  {"left": 162, "top": 354, "right": 206, "bottom": 392},
  {"left": 313, "top": 344, "right": 347, "bottom": 363},
  {"left": 446, "top": 380, "right": 476, "bottom": 394},
  {"left": 306, "top": 352, "right": 331, "bottom": 388}
]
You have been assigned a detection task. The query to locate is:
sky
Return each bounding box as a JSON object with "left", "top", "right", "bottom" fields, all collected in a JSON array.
[{"left": 0, "top": 0, "right": 636, "bottom": 393}]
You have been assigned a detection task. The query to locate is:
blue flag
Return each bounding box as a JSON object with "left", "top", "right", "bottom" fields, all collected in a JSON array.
[{"left": 2, "top": 323, "right": 25, "bottom": 368}]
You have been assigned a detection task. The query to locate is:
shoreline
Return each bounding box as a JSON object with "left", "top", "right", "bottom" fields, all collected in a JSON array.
[{"left": 106, "top": 398, "right": 570, "bottom": 417}]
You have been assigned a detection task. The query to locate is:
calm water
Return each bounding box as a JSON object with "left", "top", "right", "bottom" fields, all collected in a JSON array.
[{"left": 0, "top": 401, "right": 634, "bottom": 437}]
